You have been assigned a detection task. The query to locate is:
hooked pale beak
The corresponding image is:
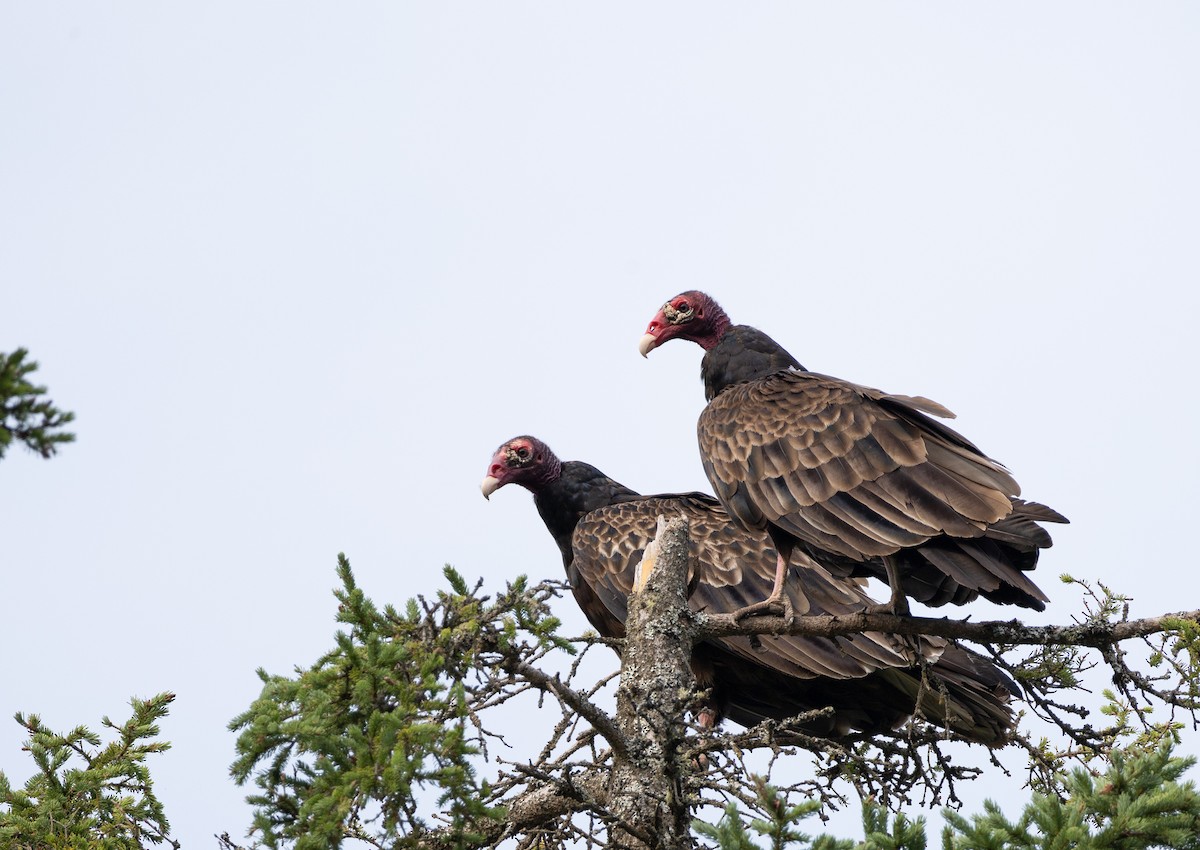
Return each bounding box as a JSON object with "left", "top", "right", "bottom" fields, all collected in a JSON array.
[
  {"left": 639, "top": 313, "right": 668, "bottom": 357},
  {"left": 480, "top": 475, "right": 501, "bottom": 500}
]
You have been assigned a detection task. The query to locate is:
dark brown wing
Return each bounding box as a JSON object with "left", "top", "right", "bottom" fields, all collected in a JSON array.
[
  {"left": 571, "top": 494, "right": 940, "bottom": 681},
  {"left": 698, "top": 370, "right": 1020, "bottom": 561},
  {"left": 570, "top": 491, "right": 1016, "bottom": 740},
  {"left": 873, "top": 645, "right": 1017, "bottom": 746}
]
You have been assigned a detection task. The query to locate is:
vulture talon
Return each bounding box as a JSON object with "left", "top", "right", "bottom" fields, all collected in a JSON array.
[
  {"left": 732, "top": 593, "right": 791, "bottom": 623},
  {"left": 866, "top": 599, "right": 911, "bottom": 617}
]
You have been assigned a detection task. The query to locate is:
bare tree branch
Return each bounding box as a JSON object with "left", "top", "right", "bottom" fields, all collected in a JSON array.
[
  {"left": 501, "top": 655, "right": 629, "bottom": 759},
  {"left": 696, "top": 608, "right": 1200, "bottom": 647}
]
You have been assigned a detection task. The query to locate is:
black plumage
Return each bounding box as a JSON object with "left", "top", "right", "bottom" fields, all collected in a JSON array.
[
  {"left": 639, "top": 291, "right": 1067, "bottom": 615},
  {"left": 482, "top": 435, "right": 1017, "bottom": 744}
]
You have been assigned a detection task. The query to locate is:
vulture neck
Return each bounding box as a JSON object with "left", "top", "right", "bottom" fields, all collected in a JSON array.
[
  {"left": 700, "top": 324, "right": 805, "bottom": 401},
  {"left": 533, "top": 461, "right": 641, "bottom": 567}
]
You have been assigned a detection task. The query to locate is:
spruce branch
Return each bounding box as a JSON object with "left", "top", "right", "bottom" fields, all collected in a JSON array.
[
  {"left": 0, "top": 348, "right": 75, "bottom": 460},
  {"left": 0, "top": 693, "right": 178, "bottom": 849}
]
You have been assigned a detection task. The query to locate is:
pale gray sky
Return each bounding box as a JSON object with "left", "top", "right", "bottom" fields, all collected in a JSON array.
[{"left": 2, "top": 4, "right": 1198, "bottom": 845}]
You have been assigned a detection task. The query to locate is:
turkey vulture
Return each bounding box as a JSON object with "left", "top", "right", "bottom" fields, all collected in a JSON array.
[
  {"left": 481, "top": 434, "right": 1017, "bottom": 744},
  {"left": 639, "top": 290, "right": 1067, "bottom": 617}
]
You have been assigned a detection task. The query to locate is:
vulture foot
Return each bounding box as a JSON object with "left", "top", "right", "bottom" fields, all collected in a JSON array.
[
  {"left": 731, "top": 593, "right": 795, "bottom": 626},
  {"left": 865, "top": 592, "right": 912, "bottom": 617}
]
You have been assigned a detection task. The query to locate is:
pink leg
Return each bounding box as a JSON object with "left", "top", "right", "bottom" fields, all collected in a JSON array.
[{"left": 733, "top": 551, "right": 794, "bottom": 623}]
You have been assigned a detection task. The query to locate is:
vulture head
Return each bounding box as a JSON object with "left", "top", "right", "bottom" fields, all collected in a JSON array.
[
  {"left": 480, "top": 435, "right": 562, "bottom": 499},
  {"left": 638, "top": 290, "right": 729, "bottom": 356}
]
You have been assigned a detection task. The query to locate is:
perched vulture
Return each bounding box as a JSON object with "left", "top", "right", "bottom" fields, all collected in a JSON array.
[
  {"left": 481, "top": 435, "right": 1017, "bottom": 744},
  {"left": 639, "top": 290, "right": 1067, "bottom": 616}
]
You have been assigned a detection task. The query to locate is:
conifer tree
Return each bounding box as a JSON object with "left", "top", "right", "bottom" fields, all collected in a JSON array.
[
  {"left": 0, "top": 693, "right": 178, "bottom": 849},
  {"left": 941, "top": 746, "right": 1200, "bottom": 850},
  {"left": 6, "top": 456, "right": 1200, "bottom": 847},
  {"left": 222, "top": 525, "right": 1200, "bottom": 850},
  {"left": 0, "top": 348, "right": 75, "bottom": 460}
]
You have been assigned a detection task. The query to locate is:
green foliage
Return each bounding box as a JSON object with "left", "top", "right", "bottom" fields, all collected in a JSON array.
[
  {"left": 942, "top": 745, "right": 1200, "bottom": 850},
  {"left": 1149, "top": 616, "right": 1200, "bottom": 715},
  {"left": 999, "top": 577, "right": 1197, "bottom": 795},
  {"left": 0, "top": 348, "right": 75, "bottom": 459},
  {"left": 697, "top": 746, "right": 1200, "bottom": 850},
  {"left": 695, "top": 775, "right": 854, "bottom": 850},
  {"left": 1097, "top": 690, "right": 1182, "bottom": 759},
  {"left": 229, "top": 555, "right": 571, "bottom": 849},
  {"left": 0, "top": 693, "right": 177, "bottom": 849},
  {"left": 695, "top": 778, "right": 931, "bottom": 850},
  {"left": 860, "top": 802, "right": 926, "bottom": 850}
]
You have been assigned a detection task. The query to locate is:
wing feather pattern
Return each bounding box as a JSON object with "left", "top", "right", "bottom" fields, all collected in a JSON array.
[
  {"left": 571, "top": 495, "right": 933, "bottom": 683},
  {"left": 567, "top": 490, "right": 1019, "bottom": 739},
  {"left": 698, "top": 369, "right": 1060, "bottom": 609}
]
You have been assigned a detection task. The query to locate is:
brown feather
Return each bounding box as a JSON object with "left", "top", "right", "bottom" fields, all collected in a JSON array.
[{"left": 684, "top": 341, "right": 1065, "bottom": 610}]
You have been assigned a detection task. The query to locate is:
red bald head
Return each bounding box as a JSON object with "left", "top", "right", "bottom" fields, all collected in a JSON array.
[
  {"left": 638, "top": 290, "right": 730, "bottom": 356},
  {"left": 480, "top": 435, "right": 563, "bottom": 499}
]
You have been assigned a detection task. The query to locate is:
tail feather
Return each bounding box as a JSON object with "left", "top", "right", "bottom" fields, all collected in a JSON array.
[{"left": 919, "top": 645, "right": 1017, "bottom": 745}]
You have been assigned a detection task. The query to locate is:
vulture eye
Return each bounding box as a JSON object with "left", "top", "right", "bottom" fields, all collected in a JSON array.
[
  {"left": 663, "top": 299, "right": 695, "bottom": 325},
  {"left": 517, "top": 447, "right": 530, "bottom": 460}
]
